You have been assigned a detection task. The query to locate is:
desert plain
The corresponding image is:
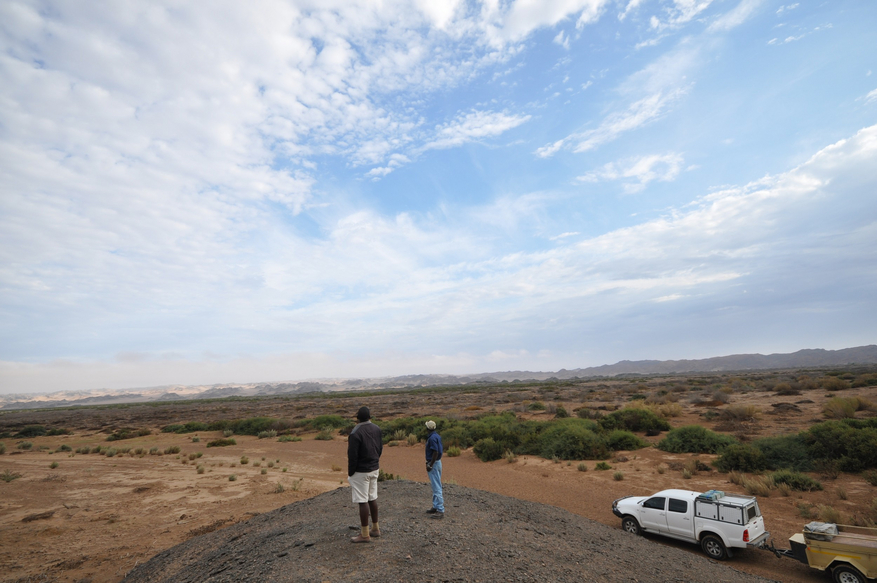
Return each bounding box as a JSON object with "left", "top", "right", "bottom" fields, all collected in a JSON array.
[{"left": 2, "top": 367, "right": 877, "bottom": 583}]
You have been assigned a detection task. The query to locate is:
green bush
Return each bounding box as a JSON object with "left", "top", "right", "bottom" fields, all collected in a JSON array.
[
  {"left": 13, "top": 425, "right": 46, "bottom": 438},
  {"left": 715, "top": 444, "right": 767, "bottom": 472},
  {"left": 164, "top": 446, "right": 181, "bottom": 454},
  {"left": 107, "top": 428, "right": 151, "bottom": 441},
  {"left": 554, "top": 405, "right": 569, "bottom": 419},
  {"left": 528, "top": 401, "right": 547, "bottom": 411},
  {"left": 751, "top": 435, "right": 812, "bottom": 471},
  {"left": 46, "top": 428, "right": 70, "bottom": 436},
  {"left": 162, "top": 422, "right": 211, "bottom": 434},
  {"left": 1, "top": 469, "right": 22, "bottom": 482},
  {"left": 297, "top": 415, "right": 353, "bottom": 432},
  {"left": 278, "top": 435, "right": 302, "bottom": 442},
  {"left": 595, "top": 462, "right": 612, "bottom": 471},
  {"left": 771, "top": 469, "right": 823, "bottom": 492},
  {"left": 446, "top": 446, "right": 461, "bottom": 457},
  {"left": 0, "top": 443, "right": 5, "bottom": 455},
  {"left": 257, "top": 430, "right": 278, "bottom": 439},
  {"left": 314, "top": 429, "right": 335, "bottom": 440},
  {"left": 657, "top": 425, "right": 737, "bottom": 454},
  {"left": 539, "top": 424, "right": 610, "bottom": 460},
  {"left": 17, "top": 441, "right": 33, "bottom": 450},
  {"left": 440, "top": 425, "right": 474, "bottom": 449},
  {"left": 473, "top": 438, "right": 505, "bottom": 462},
  {"left": 599, "top": 408, "right": 671, "bottom": 435},
  {"left": 206, "top": 438, "right": 236, "bottom": 447},
  {"left": 606, "top": 430, "right": 649, "bottom": 452},
  {"left": 804, "top": 420, "right": 877, "bottom": 472},
  {"left": 57, "top": 444, "right": 72, "bottom": 452}
]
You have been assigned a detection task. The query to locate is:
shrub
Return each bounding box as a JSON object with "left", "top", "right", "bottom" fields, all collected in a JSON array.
[
  {"left": 606, "top": 430, "right": 648, "bottom": 451},
  {"left": 719, "top": 405, "right": 760, "bottom": 422},
  {"left": 657, "top": 425, "right": 737, "bottom": 454},
  {"left": 528, "top": 401, "right": 546, "bottom": 411},
  {"left": 539, "top": 424, "right": 610, "bottom": 460},
  {"left": 446, "top": 446, "right": 461, "bottom": 457},
  {"left": 613, "top": 471, "right": 624, "bottom": 481},
  {"left": 575, "top": 407, "right": 603, "bottom": 420},
  {"left": 106, "top": 428, "right": 151, "bottom": 441},
  {"left": 594, "top": 462, "right": 612, "bottom": 471},
  {"left": 771, "top": 469, "right": 822, "bottom": 492},
  {"left": 600, "top": 407, "right": 671, "bottom": 435},
  {"left": 473, "top": 438, "right": 504, "bottom": 462},
  {"left": 577, "top": 462, "right": 588, "bottom": 472},
  {"left": 223, "top": 429, "right": 234, "bottom": 437},
  {"left": 804, "top": 420, "right": 877, "bottom": 472},
  {"left": 503, "top": 449, "right": 517, "bottom": 463},
  {"left": 105, "top": 448, "right": 117, "bottom": 457},
  {"left": 377, "top": 469, "right": 400, "bottom": 481},
  {"left": 162, "top": 422, "right": 211, "bottom": 434},
  {"left": 649, "top": 402, "right": 683, "bottom": 418},
  {"left": 0, "top": 443, "right": 5, "bottom": 455},
  {"left": 258, "top": 430, "right": 278, "bottom": 439},
  {"left": 820, "top": 377, "right": 849, "bottom": 391},
  {"left": 824, "top": 397, "right": 859, "bottom": 419},
  {"left": 149, "top": 447, "right": 159, "bottom": 454},
  {"left": 197, "top": 465, "right": 205, "bottom": 474},
  {"left": 742, "top": 475, "right": 773, "bottom": 497},
  {"left": 17, "top": 441, "right": 33, "bottom": 450},
  {"left": 751, "top": 435, "right": 812, "bottom": 472},
  {"left": 819, "top": 505, "right": 842, "bottom": 524},
  {"left": 407, "top": 434, "right": 418, "bottom": 446},
  {"left": 864, "top": 469, "right": 877, "bottom": 487},
  {"left": 554, "top": 406, "right": 569, "bottom": 419},
  {"left": 240, "top": 456, "right": 249, "bottom": 465},
  {"left": 715, "top": 444, "right": 768, "bottom": 472},
  {"left": 207, "top": 438, "right": 236, "bottom": 447},
  {"left": 314, "top": 429, "right": 335, "bottom": 441},
  {"left": 682, "top": 468, "right": 692, "bottom": 480},
  {"left": 1, "top": 469, "right": 22, "bottom": 482},
  {"left": 57, "top": 444, "right": 72, "bottom": 452},
  {"left": 49, "top": 461, "right": 58, "bottom": 469},
  {"left": 164, "top": 446, "right": 181, "bottom": 455},
  {"left": 13, "top": 425, "right": 47, "bottom": 438},
  {"left": 278, "top": 435, "right": 302, "bottom": 442},
  {"left": 229, "top": 475, "right": 237, "bottom": 481},
  {"left": 261, "top": 468, "right": 267, "bottom": 475}
]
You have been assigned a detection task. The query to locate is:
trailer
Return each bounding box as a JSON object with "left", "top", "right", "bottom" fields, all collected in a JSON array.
[{"left": 769, "top": 522, "right": 877, "bottom": 583}]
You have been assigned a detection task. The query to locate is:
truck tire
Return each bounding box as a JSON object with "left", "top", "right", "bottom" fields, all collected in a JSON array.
[
  {"left": 621, "top": 516, "right": 642, "bottom": 536},
  {"left": 832, "top": 565, "right": 866, "bottom": 583},
  {"left": 701, "top": 534, "right": 728, "bottom": 560}
]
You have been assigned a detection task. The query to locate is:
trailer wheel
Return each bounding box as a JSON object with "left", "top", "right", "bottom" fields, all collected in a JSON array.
[
  {"left": 701, "top": 534, "right": 728, "bottom": 560},
  {"left": 621, "top": 516, "right": 642, "bottom": 536},
  {"left": 832, "top": 565, "right": 865, "bottom": 583}
]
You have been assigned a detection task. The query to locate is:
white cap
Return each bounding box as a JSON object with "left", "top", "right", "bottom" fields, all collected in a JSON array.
[{"left": 425, "top": 420, "right": 436, "bottom": 430}]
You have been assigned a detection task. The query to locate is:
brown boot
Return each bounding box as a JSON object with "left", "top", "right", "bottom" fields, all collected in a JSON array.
[
  {"left": 369, "top": 528, "right": 381, "bottom": 538},
  {"left": 350, "top": 534, "right": 371, "bottom": 543}
]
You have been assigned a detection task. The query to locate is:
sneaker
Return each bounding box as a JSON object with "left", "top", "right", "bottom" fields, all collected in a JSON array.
[
  {"left": 350, "top": 535, "right": 371, "bottom": 543},
  {"left": 369, "top": 529, "right": 381, "bottom": 538},
  {"left": 426, "top": 508, "right": 438, "bottom": 514},
  {"left": 431, "top": 512, "right": 444, "bottom": 520}
]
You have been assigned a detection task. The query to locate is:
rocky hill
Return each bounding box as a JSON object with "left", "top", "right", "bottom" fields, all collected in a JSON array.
[{"left": 124, "top": 481, "right": 775, "bottom": 583}]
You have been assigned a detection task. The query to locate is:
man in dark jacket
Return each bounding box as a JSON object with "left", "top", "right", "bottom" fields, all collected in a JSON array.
[
  {"left": 424, "top": 420, "right": 444, "bottom": 519},
  {"left": 347, "top": 406, "right": 383, "bottom": 543}
]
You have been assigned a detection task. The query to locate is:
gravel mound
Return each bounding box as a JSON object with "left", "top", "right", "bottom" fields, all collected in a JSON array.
[{"left": 125, "top": 480, "right": 776, "bottom": 583}]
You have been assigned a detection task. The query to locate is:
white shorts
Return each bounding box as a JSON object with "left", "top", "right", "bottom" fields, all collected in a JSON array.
[{"left": 348, "top": 470, "right": 380, "bottom": 504}]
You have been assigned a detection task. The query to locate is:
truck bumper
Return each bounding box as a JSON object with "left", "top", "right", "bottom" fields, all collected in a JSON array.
[
  {"left": 612, "top": 496, "right": 632, "bottom": 518},
  {"left": 747, "top": 531, "right": 771, "bottom": 548}
]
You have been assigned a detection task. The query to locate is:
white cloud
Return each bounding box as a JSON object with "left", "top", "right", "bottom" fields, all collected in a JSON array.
[
  {"left": 866, "top": 88, "right": 877, "bottom": 104},
  {"left": 707, "top": 0, "right": 763, "bottom": 32},
  {"left": 577, "top": 152, "right": 686, "bottom": 192},
  {"left": 651, "top": 0, "right": 715, "bottom": 32},
  {"left": 776, "top": 3, "right": 799, "bottom": 15},
  {"left": 618, "top": 0, "right": 646, "bottom": 21},
  {"left": 423, "top": 110, "right": 531, "bottom": 151},
  {"left": 553, "top": 30, "right": 570, "bottom": 49}
]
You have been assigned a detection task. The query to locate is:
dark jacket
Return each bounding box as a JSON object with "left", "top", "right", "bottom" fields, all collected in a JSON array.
[
  {"left": 425, "top": 430, "right": 443, "bottom": 462},
  {"left": 347, "top": 421, "right": 382, "bottom": 476}
]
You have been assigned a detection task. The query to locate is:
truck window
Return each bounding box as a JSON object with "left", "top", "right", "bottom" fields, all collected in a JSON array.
[
  {"left": 643, "top": 497, "right": 665, "bottom": 510},
  {"left": 746, "top": 505, "right": 757, "bottom": 521},
  {"left": 668, "top": 499, "right": 687, "bottom": 513}
]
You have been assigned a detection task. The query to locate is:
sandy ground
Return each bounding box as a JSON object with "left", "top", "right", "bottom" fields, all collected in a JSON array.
[
  {"left": 2, "top": 382, "right": 876, "bottom": 583},
  {"left": 1, "top": 430, "right": 873, "bottom": 583}
]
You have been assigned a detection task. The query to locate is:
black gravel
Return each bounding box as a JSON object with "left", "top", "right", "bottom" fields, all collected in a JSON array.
[{"left": 124, "top": 480, "right": 777, "bottom": 583}]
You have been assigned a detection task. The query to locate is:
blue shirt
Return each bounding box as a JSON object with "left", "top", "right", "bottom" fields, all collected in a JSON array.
[{"left": 425, "top": 430, "right": 443, "bottom": 462}]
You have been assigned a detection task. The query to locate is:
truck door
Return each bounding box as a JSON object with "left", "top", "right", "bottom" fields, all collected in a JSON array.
[
  {"left": 640, "top": 496, "right": 668, "bottom": 533},
  {"left": 666, "top": 498, "right": 692, "bottom": 538}
]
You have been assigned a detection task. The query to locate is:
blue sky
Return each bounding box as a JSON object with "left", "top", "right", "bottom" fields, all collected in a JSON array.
[{"left": 1, "top": 0, "right": 876, "bottom": 394}]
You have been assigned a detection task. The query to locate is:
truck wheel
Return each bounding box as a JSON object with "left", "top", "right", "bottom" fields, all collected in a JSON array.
[
  {"left": 832, "top": 565, "right": 865, "bottom": 583},
  {"left": 701, "top": 535, "right": 728, "bottom": 560},
  {"left": 621, "top": 516, "right": 642, "bottom": 536}
]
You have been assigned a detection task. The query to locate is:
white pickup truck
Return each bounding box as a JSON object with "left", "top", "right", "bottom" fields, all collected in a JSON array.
[{"left": 612, "top": 489, "right": 770, "bottom": 560}]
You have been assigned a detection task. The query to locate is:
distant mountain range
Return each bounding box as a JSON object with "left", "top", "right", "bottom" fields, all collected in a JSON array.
[{"left": 2, "top": 345, "right": 875, "bottom": 410}]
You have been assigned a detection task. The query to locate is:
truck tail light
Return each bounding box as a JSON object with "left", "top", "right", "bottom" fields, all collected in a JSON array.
[{"left": 743, "top": 529, "right": 749, "bottom": 543}]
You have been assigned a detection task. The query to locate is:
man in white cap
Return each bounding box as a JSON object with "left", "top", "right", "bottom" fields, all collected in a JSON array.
[{"left": 424, "top": 420, "right": 444, "bottom": 519}]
